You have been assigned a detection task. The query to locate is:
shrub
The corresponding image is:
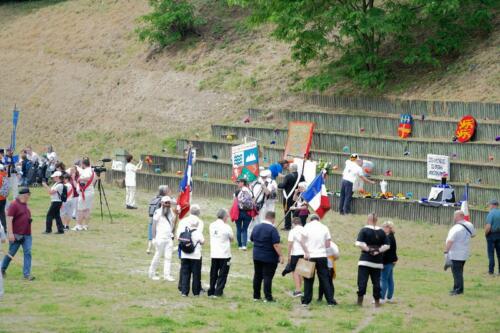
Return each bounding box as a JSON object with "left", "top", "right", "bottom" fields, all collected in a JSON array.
[{"left": 136, "top": 0, "right": 205, "bottom": 48}]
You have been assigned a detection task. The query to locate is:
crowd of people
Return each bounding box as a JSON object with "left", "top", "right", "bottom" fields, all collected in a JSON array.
[{"left": 0, "top": 147, "right": 498, "bottom": 308}]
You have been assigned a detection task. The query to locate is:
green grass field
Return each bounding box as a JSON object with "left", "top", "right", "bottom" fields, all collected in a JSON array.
[{"left": 0, "top": 185, "right": 498, "bottom": 333}]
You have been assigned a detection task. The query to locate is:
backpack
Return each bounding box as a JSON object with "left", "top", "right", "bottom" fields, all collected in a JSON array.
[
  {"left": 148, "top": 196, "right": 162, "bottom": 217},
  {"left": 238, "top": 189, "right": 254, "bottom": 211},
  {"left": 0, "top": 175, "right": 10, "bottom": 198},
  {"left": 178, "top": 227, "right": 198, "bottom": 254},
  {"left": 58, "top": 183, "right": 68, "bottom": 203}
]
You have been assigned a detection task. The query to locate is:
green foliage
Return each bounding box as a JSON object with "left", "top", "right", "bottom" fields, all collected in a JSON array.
[
  {"left": 136, "top": 0, "right": 205, "bottom": 48},
  {"left": 229, "top": 0, "right": 496, "bottom": 89}
]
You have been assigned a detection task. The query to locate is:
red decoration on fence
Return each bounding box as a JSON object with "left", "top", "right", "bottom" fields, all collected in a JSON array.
[{"left": 454, "top": 115, "right": 476, "bottom": 143}]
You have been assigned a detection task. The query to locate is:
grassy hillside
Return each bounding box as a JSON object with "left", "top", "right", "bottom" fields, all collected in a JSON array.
[
  {"left": 0, "top": 185, "right": 499, "bottom": 333},
  {"left": 0, "top": 0, "right": 498, "bottom": 162}
]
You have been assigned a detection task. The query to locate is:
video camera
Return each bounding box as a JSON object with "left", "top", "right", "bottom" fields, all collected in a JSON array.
[{"left": 92, "top": 158, "right": 112, "bottom": 176}]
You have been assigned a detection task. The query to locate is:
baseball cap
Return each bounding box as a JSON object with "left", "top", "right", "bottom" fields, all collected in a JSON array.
[
  {"left": 19, "top": 187, "right": 30, "bottom": 195},
  {"left": 51, "top": 171, "right": 63, "bottom": 178},
  {"left": 161, "top": 196, "right": 172, "bottom": 203},
  {"left": 350, "top": 153, "right": 360, "bottom": 161},
  {"left": 489, "top": 199, "right": 499, "bottom": 206}
]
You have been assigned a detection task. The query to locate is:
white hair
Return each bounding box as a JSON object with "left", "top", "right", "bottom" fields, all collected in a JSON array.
[
  {"left": 191, "top": 204, "right": 201, "bottom": 216},
  {"left": 289, "top": 164, "right": 298, "bottom": 172}
]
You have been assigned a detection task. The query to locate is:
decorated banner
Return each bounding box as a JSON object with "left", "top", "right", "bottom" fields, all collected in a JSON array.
[
  {"left": 293, "top": 157, "right": 317, "bottom": 185},
  {"left": 10, "top": 106, "right": 20, "bottom": 151},
  {"left": 427, "top": 154, "right": 450, "bottom": 180},
  {"left": 398, "top": 114, "right": 413, "bottom": 139},
  {"left": 231, "top": 141, "right": 259, "bottom": 182},
  {"left": 455, "top": 115, "right": 476, "bottom": 143},
  {"left": 283, "top": 121, "right": 315, "bottom": 161}
]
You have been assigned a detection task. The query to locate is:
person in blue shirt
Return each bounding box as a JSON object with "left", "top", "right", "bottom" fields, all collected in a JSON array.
[
  {"left": 485, "top": 199, "right": 500, "bottom": 275},
  {"left": 250, "top": 211, "right": 284, "bottom": 302},
  {"left": 268, "top": 160, "right": 289, "bottom": 180}
]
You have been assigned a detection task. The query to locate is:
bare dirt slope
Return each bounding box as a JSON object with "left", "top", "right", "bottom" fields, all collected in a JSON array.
[{"left": 0, "top": 0, "right": 498, "bottom": 161}]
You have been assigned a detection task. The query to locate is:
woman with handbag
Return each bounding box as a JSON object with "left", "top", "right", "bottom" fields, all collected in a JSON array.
[{"left": 234, "top": 178, "right": 254, "bottom": 251}]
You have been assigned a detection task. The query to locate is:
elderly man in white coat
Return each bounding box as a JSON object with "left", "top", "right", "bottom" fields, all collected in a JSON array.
[
  {"left": 444, "top": 210, "right": 476, "bottom": 296},
  {"left": 148, "top": 196, "right": 178, "bottom": 281}
]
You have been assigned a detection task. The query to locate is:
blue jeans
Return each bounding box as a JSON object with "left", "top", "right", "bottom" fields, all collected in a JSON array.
[
  {"left": 339, "top": 180, "right": 354, "bottom": 214},
  {"left": 1, "top": 235, "right": 32, "bottom": 277},
  {"left": 380, "top": 263, "right": 395, "bottom": 300},
  {"left": 486, "top": 233, "right": 500, "bottom": 274},
  {"left": 236, "top": 211, "right": 252, "bottom": 247}
]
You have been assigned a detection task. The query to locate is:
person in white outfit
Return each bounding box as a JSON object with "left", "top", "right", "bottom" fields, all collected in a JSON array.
[
  {"left": 149, "top": 196, "right": 178, "bottom": 281},
  {"left": 180, "top": 217, "right": 205, "bottom": 296},
  {"left": 254, "top": 170, "right": 278, "bottom": 224},
  {"left": 73, "top": 158, "right": 96, "bottom": 231},
  {"left": 125, "top": 154, "right": 142, "bottom": 209}
]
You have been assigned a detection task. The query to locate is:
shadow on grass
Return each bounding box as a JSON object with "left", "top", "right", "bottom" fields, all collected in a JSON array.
[{"left": 0, "top": 0, "right": 67, "bottom": 26}]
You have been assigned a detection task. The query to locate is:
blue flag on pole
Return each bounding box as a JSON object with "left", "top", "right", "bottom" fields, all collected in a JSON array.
[{"left": 10, "top": 106, "right": 20, "bottom": 151}]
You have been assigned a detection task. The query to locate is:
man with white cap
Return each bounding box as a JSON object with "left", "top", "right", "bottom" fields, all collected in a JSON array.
[
  {"left": 339, "top": 154, "right": 375, "bottom": 215},
  {"left": 255, "top": 169, "right": 278, "bottom": 223},
  {"left": 149, "top": 196, "right": 178, "bottom": 281},
  {"left": 42, "top": 171, "right": 65, "bottom": 234}
]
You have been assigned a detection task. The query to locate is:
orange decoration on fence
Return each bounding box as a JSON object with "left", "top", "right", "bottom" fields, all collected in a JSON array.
[
  {"left": 455, "top": 115, "right": 476, "bottom": 143},
  {"left": 144, "top": 155, "right": 153, "bottom": 165}
]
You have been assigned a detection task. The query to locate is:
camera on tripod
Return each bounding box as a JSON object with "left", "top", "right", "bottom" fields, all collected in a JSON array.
[{"left": 92, "top": 158, "right": 112, "bottom": 176}]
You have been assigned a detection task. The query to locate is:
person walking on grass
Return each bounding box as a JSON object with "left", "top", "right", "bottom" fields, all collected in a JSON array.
[
  {"left": 1, "top": 187, "right": 35, "bottom": 281},
  {"left": 149, "top": 196, "right": 177, "bottom": 282},
  {"left": 180, "top": 218, "right": 205, "bottom": 297},
  {"left": 208, "top": 209, "right": 234, "bottom": 298},
  {"left": 0, "top": 224, "right": 7, "bottom": 299},
  {"left": 42, "top": 171, "right": 66, "bottom": 235},
  {"left": 284, "top": 217, "right": 305, "bottom": 298},
  {"left": 380, "top": 221, "right": 398, "bottom": 304},
  {"left": 251, "top": 211, "right": 284, "bottom": 302},
  {"left": 445, "top": 210, "right": 476, "bottom": 295},
  {"left": 147, "top": 185, "right": 170, "bottom": 254},
  {"left": 125, "top": 154, "right": 142, "bottom": 209},
  {"left": 300, "top": 214, "right": 336, "bottom": 307},
  {"left": 485, "top": 199, "right": 500, "bottom": 275},
  {"left": 355, "top": 213, "right": 390, "bottom": 307}
]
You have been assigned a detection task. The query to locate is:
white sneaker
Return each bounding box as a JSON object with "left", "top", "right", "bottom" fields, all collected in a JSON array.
[
  {"left": 242, "top": 246, "right": 247, "bottom": 251},
  {"left": 238, "top": 247, "right": 243, "bottom": 250},
  {"left": 151, "top": 276, "right": 160, "bottom": 281},
  {"left": 164, "top": 276, "right": 175, "bottom": 282},
  {"left": 82, "top": 225, "right": 88, "bottom": 231},
  {"left": 71, "top": 225, "right": 83, "bottom": 231}
]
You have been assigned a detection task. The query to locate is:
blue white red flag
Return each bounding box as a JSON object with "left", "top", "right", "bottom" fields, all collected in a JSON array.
[
  {"left": 177, "top": 147, "right": 194, "bottom": 219},
  {"left": 461, "top": 183, "right": 470, "bottom": 222},
  {"left": 301, "top": 170, "right": 331, "bottom": 219}
]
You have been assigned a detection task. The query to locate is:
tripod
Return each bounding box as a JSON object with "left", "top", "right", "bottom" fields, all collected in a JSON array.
[{"left": 95, "top": 175, "right": 113, "bottom": 223}]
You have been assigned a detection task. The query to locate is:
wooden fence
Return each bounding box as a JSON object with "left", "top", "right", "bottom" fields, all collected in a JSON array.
[
  {"left": 248, "top": 108, "right": 500, "bottom": 142},
  {"left": 289, "top": 93, "right": 500, "bottom": 121},
  {"left": 106, "top": 170, "right": 488, "bottom": 227}
]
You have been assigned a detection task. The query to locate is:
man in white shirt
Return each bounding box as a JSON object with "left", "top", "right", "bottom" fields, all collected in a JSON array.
[
  {"left": 125, "top": 154, "right": 143, "bottom": 209},
  {"left": 42, "top": 171, "right": 65, "bottom": 234},
  {"left": 208, "top": 209, "right": 234, "bottom": 298},
  {"left": 149, "top": 196, "right": 177, "bottom": 281},
  {"left": 300, "top": 214, "right": 336, "bottom": 306},
  {"left": 339, "top": 154, "right": 375, "bottom": 215},
  {"left": 176, "top": 205, "right": 204, "bottom": 239},
  {"left": 180, "top": 218, "right": 205, "bottom": 296},
  {"left": 444, "top": 210, "right": 476, "bottom": 295},
  {"left": 286, "top": 217, "right": 305, "bottom": 297}
]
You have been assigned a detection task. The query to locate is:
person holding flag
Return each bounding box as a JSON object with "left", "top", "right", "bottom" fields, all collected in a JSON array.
[{"left": 301, "top": 170, "right": 331, "bottom": 219}]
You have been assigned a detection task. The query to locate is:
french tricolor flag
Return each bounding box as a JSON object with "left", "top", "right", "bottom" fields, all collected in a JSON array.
[
  {"left": 177, "top": 147, "right": 194, "bottom": 219},
  {"left": 301, "top": 170, "right": 331, "bottom": 219},
  {"left": 461, "top": 183, "right": 470, "bottom": 222}
]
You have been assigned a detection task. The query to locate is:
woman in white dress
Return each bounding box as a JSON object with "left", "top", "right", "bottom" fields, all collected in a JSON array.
[{"left": 73, "top": 158, "right": 96, "bottom": 231}]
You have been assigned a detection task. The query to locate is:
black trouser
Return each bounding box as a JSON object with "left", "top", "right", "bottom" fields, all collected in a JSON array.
[
  {"left": 357, "top": 265, "right": 382, "bottom": 300},
  {"left": 339, "top": 180, "right": 354, "bottom": 214},
  {"left": 487, "top": 233, "right": 500, "bottom": 274},
  {"left": 180, "top": 258, "right": 202, "bottom": 296},
  {"left": 302, "top": 257, "right": 335, "bottom": 305},
  {"left": 0, "top": 199, "right": 6, "bottom": 232},
  {"left": 318, "top": 267, "right": 335, "bottom": 302},
  {"left": 451, "top": 260, "right": 466, "bottom": 293},
  {"left": 208, "top": 258, "right": 231, "bottom": 296},
  {"left": 283, "top": 197, "right": 294, "bottom": 229},
  {"left": 253, "top": 260, "right": 277, "bottom": 300},
  {"left": 45, "top": 201, "right": 64, "bottom": 233}
]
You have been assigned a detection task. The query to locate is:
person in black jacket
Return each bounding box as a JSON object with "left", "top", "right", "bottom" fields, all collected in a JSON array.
[
  {"left": 355, "top": 213, "right": 390, "bottom": 307},
  {"left": 277, "top": 163, "right": 304, "bottom": 230},
  {"left": 380, "top": 221, "right": 398, "bottom": 303}
]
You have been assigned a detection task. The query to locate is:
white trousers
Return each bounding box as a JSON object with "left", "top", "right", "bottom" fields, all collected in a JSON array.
[
  {"left": 126, "top": 186, "right": 136, "bottom": 207},
  {"left": 9, "top": 175, "right": 18, "bottom": 200},
  {"left": 149, "top": 239, "right": 173, "bottom": 278}
]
